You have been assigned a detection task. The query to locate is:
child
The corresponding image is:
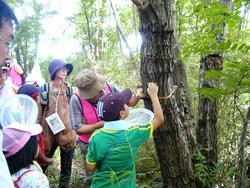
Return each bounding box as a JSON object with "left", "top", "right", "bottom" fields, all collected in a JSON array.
[
  {"left": 86, "top": 82, "right": 164, "bottom": 187},
  {"left": 1, "top": 95, "right": 49, "bottom": 187},
  {"left": 17, "top": 84, "right": 53, "bottom": 166},
  {"left": 3, "top": 123, "right": 49, "bottom": 188}
]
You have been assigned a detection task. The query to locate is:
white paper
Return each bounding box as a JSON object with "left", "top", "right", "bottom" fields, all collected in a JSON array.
[{"left": 45, "top": 113, "right": 65, "bottom": 135}]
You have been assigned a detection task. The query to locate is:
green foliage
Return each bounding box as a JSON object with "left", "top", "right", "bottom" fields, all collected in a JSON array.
[
  {"left": 179, "top": 0, "right": 248, "bottom": 60},
  {"left": 9, "top": 0, "right": 250, "bottom": 186},
  {"left": 194, "top": 150, "right": 237, "bottom": 187},
  {"left": 178, "top": 0, "right": 250, "bottom": 186},
  {"left": 10, "top": 1, "right": 55, "bottom": 76},
  {"left": 39, "top": 55, "right": 53, "bottom": 82},
  {"left": 69, "top": 0, "right": 140, "bottom": 89}
]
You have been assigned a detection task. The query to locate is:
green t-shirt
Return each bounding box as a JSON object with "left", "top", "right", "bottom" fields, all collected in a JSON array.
[{"left": 86, "top": 120, "right": 153, "bottom": 188}]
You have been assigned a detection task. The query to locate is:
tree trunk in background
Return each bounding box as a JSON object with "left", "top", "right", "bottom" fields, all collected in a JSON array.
[
  {"left": 238, "top": 107, "right": 250, "bottom": 188},
  {"left": 196, "top": 0, "right": 229, "bottom": 186},
  {"left": 133, "top": 1, "right": 196, "bottom": 187},
  {"left": 14, "top": 47, "right": 22, "bottom": 68},
  {"left": 197, "top": 54, "right": 223, "bottom": 163},
  {"left": 109, "top": 0, "right": 136, "bottom": 70},
  {"left": 14, "top": 47, "right": 26, "bottom": 78},
  {"left": 132, "top": 4, "right": 139, "bottom": 51},
  {"left": 82, "top": 0, "right": 93, "bottom": 61}
]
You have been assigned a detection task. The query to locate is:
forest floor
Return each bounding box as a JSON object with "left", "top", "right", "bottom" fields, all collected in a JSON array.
[{"left": 46, "top": 140, "right": 163, "bottom": 188}]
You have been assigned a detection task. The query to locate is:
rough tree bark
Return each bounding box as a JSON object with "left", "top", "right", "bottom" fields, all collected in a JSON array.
[
  {"left": 197, "top": 54, "right": 223, "bottom": 164},
  {"left": 132, "top": 0, "right": 196, "bottom": 187}
]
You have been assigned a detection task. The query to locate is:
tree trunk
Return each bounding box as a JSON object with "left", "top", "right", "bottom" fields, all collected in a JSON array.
[
  {"left": 196, "top": 1, "right": 230, "bottom": 184},
  {"left": 238, "top": 107, "right": 250, "bottom": 188},
  {"left": 82, "top": 0, "right": 93, "bottom": 61},
  {"left": 132, "top": 4, "right": 139, "bottom": 51},
  {"left": 14, "top": 47, "right": 26, "bottom": 78},
  {"left": 196, "top": 2, "right": 229, "bottom": 187},
  {"left": 133, "top": 1, "right": 196, "bottom": 187},
  {"left": 197, "top": 54, "right": 223, "bottom": 163},
  {"left": 15, "top": 47, "right": 22, "bottom": 67}
]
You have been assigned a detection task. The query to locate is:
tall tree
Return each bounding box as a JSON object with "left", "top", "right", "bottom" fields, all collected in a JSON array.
[
  {"left": 10, "top": 0, "right": 52, "bottom": 77},
  {"left": 81, "top": 0, "right": 94, "bottom": 60},
  {"left": 197, "top": 54, "right": 222, "bottom": 164},
  {"left": 132, "top": 0, "right": 196, "bottom": 187},
  {"left": 196, "top": 1, "right": 231, "bottom": 172}
]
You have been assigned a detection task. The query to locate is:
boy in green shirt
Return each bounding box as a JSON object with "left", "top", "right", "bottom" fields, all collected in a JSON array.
[{"left": 86, "top": 82, "right": 164, "bottom": 188}]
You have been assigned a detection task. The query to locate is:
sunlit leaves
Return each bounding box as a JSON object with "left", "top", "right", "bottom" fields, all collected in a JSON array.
[
  {"left": 68, "top": 0, "right": 140, "bottom": 89},
  {"left": 10, "top": 1, "right": 54, "bottom": 74},
  {"left": 200, "top": 58, "right": 250, "bottom": 99},
  {"left": 179, "top": 0, "right": 247, "bottom": 59}
]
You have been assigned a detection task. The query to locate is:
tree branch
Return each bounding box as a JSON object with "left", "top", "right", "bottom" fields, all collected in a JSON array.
[
  {"left": 109, "top": 0, "right": 136, "bottom": 69},
  {"left": 81, "top": 0, "right": 93, "bottom": 60},
  {"left": 131, "top": 0, "right": 144, "bottom": 9}
]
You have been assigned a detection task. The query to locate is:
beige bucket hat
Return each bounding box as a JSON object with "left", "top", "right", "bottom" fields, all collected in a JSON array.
[{"left": 74, "top": 69, "right": 106, "bottom": 99}]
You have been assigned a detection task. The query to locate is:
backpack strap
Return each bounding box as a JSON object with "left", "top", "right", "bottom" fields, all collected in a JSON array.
[
  {"left": 40, "top": 83, "right": 49, "bottom": 112},
  {"left": 66, "top": 85, "right": 73, "bottom": 103},
  {"left": 41, "top": 83, "right": 72, "bottom": 110},
  {"left": 13, "top": 169, "right": 34, "bottom": 188},
  {"left": 41, "top": 82, "right": 49, "bottom": 92}
]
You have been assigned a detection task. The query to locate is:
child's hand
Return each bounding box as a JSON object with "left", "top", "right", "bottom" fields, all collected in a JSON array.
[{"left": 147, "top": 82, "right": 158, "bottom": 98}]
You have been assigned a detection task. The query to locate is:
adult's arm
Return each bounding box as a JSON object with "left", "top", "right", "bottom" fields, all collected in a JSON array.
[
  {"left": 69, "top": 95, "right": 104, "bottom": 135},
  {"left": 128, "top": 87, "right": 143, "bottom": 107},
  {"left": 75, "top": 121, "right": 104, "bottom": 135}
]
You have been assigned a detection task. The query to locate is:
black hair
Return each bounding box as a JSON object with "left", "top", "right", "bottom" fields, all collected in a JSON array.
[
  {"left": 0, "top": 0, "right": 18, "bottom": 28},
  {"left": 6, "top": 136, "right": 38, "bottom": 174}
]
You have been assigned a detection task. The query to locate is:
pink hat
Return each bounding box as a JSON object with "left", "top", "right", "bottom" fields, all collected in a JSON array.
[{"left": 2, "top": 123, "right": 42, "bottom": 158}]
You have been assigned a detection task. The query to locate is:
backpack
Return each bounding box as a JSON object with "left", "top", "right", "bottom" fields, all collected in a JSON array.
[{"left": 40, "top": 82, "right": 73, "bottom": 109}]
